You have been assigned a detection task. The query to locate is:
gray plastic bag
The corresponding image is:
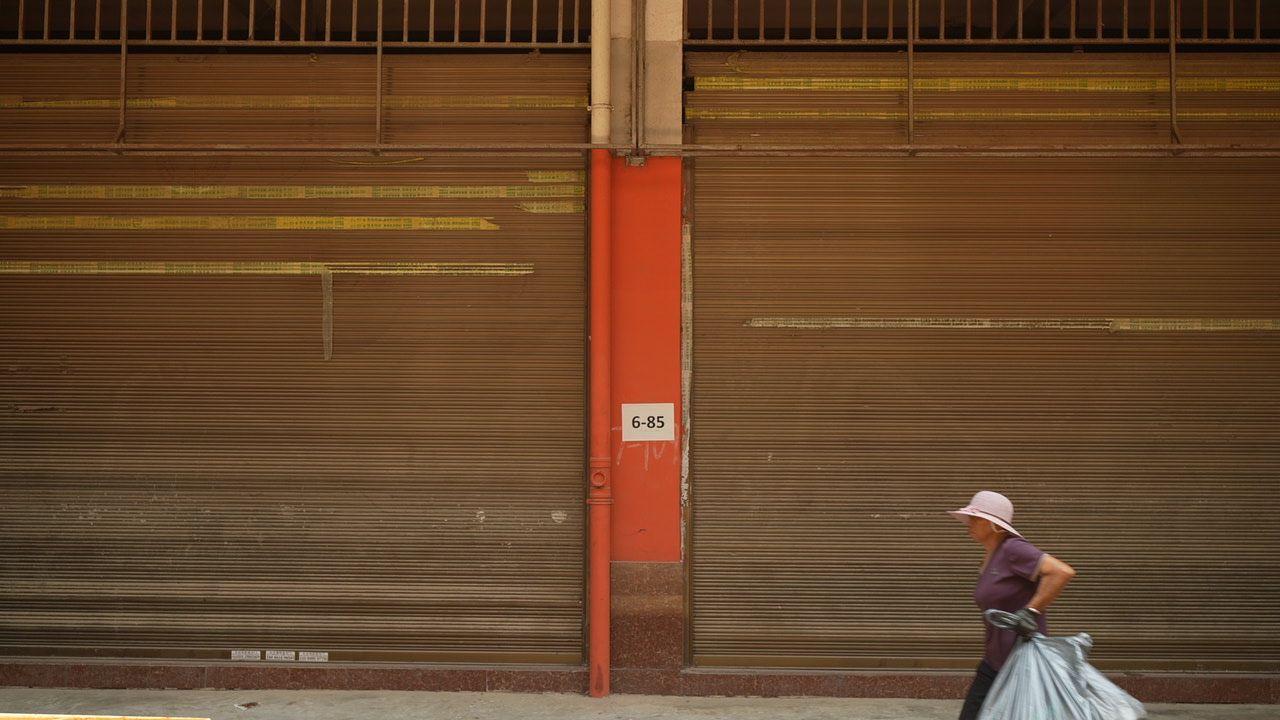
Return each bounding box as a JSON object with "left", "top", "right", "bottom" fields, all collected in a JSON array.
[{"left": 977, "top": 609, "right": 1147, "bottom": 720}]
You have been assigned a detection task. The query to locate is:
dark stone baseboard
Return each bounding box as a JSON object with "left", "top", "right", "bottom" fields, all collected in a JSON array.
[{"left": 2, "top": 661, "right": 1276, "bottom": 703}]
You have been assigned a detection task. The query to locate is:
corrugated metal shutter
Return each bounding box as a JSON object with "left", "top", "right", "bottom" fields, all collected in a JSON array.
[
  {"left": 687, "top": 51, "right": 1280, "bottom": 145},
  {"left": 687, "top": 52, "right": 1280, "bottom": 672},
  {"left": 1, "top": 52, "right": 588, "bottom": 145},
  {"left": 0, "top": 53, "right": 588, "bottom": 664}
]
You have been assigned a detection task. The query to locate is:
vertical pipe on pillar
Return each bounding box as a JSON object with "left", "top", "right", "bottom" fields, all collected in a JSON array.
[
  {"left": 590, "top": 0, "right": 611, "bottom": 145},
  {"left": 587, "top": 0, "right": 612, "bottom": 700},
  {"left": 1168, "top": 0, "right": 1182, "bottom": 144},
  {"left": 375, "top": 0, "right": 384, "bottom": 147},
  {"left": 587, "top": 152, "right": 613, "bottom": 698},
  {"left": 116, "top": 0, "right": 128, "bottom": 143},
  {"left": 906, "top": 0, "right": 914, "bottom": 145}
]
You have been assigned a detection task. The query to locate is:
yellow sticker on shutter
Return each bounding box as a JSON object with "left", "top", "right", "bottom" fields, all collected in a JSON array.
[
  {"left": 517, "top": 201, "right": 585, "bottom": 214},
  {"left": 694, "top": 76, "right": 1280, "bottom": 93},
  {"left": 0, "top": 261, "right": 533, "bottom": 276},
  {"left": 0, "top": 95, "right": 588, "bottom": 111},
  {"left": 0, "top": 184, "right": 583, "bottom": 200},
  {"left": 527, "top": 170, "right": 587, "bottom": 183}
]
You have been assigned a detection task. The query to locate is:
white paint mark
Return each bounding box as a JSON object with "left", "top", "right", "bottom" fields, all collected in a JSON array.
[
  {"left": 747, "top": 316, "right": 1280, "bottom": 332},
  {"left": 551, "top": 511, "right": 568, "bottom": 524},
  {"left": 475, "top": 510, "right": 486, "bottom": 523}
]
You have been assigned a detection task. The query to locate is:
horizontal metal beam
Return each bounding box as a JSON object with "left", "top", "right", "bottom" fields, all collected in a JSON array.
[
  {"left": 0, "top": 143, "right": 606, "bottom": 153},
  {"left": 683, "top": 38, "right": 1279, "bottom": 47},
  {"left": 3, "top": 143, "right": 1280, "bottom": 158},
  {"left": 1, "top": 39, "right": 590, "bottom": 48},
  {"left": 657, "top": 143, "right": 1280, "bottom": 157}
]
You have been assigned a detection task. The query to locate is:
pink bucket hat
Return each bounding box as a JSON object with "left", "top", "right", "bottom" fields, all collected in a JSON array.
[{"left": 949, "top": 490, "right": 1021, "bottom": 536}]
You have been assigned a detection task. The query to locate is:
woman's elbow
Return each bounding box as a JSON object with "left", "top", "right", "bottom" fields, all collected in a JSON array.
[{"left": 1045, "top": 556, "right": 1076, "bottom": 582}]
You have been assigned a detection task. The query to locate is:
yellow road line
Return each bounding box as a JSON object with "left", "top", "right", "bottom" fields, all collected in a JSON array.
[
  {"left": 747, "top": 317, "right": 1279, "bottom": 332},
  {"left": 0, "top": 184, "right": 583, "bottom": 200},
  {"left": 0, "top": 261, "right": 533, "bottom": 276},
  {"left": 0, "top": 95, "right": 587, "bottom": 111},
  {"left": 0, "top": 215, "right": 500, "bottom": 231},
  {"left": 695, "top": 76, "right": 1280, "bottom": 92}
]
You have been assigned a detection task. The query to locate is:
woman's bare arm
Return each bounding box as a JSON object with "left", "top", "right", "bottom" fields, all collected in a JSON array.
[{"left": 1028, "top": 554, "right": 1076, "bottom": 613}]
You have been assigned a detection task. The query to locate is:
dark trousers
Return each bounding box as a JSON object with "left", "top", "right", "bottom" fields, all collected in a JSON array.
[{"left": 958, "top": 660, "right": 999, "bottom": 720}]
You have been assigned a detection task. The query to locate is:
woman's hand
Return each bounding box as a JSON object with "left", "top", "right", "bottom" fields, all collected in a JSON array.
[{"left": 1009, "top": 608, "right": 1041, "bottom": 636}]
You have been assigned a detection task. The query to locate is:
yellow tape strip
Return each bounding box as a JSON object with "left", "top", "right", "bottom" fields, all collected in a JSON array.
[
  {"left": 0, "top": 261, "right": 533, "bottom": 276},
  {"left": 385, "top": 95, "right": 588, "bottom": 110},
  {"left": 747, "top": 317, "right": 1279, "bottom": 332},
  {"left": 687, "top": 109, "right": 905, "bottom": 120},
  {"left": 687, "top": 108, "right": 1280, "bottom": 121},
  {"left": 1109, "top": 318, "right": 1280, "bottom": 332},
  {"left": 0, "top": 184, "right": 584, "bottom": 200},
  {"left": 1183, "top": 78, "right": 1280, "bottom": 92},
  {"left": 1174, "top": 111, "right": 1280, "bottom": 120},
  {"left": 517, "top": 200, "right": 585, "bottom": 214},
  {"left": 924, "top": 110, "right": 1170, "bottom": 121},
  {"left": 0, "top": 97, "right": 116, "bottom": 109},
  {"left": 0, "top": 215, "right": 500, "bottom": 231},
  {"left": 695, "top": 76, "right": 1280, "bottom": 92},
  {"left": 698, "top": 77, "right": 907, "bottom": 91},
  {"left": 527, "top": 170, "right": 587, "bottom": 183},
  {"left": 0, "top": 95, "right": 587, "bottom": 111}
]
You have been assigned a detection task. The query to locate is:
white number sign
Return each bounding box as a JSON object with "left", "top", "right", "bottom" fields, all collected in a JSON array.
[{"left": 621, "top": 403, "right": 675, "bottom": 442}]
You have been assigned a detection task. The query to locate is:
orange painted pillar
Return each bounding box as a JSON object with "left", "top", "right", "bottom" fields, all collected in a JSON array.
[
  {"left": 591, "top": 154, "right": 683, "bottom": 697},
  {"left": 587, "top": 149, "right": 614, "bottom": 698},
  {"left": 610, "top": 156, "right": 684, "bottom": 563}
]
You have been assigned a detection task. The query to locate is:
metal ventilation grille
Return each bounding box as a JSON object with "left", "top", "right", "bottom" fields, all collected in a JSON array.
[
  {"left": 1, "top": 0, "right": 590, "bottom": 46},
  {"left": 685, "top": 0, "right": 1280, "bottom": 46}
]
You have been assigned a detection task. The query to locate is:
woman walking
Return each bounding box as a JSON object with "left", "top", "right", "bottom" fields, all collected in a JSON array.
[{"left": 950, "top": 491, "right": 1077, "bottom": 720}]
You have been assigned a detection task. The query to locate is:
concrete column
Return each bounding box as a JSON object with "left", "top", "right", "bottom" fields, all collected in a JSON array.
[
  {"left": 610, "top": 0, "right": 634, "bottom": 148},
  {"left": 642, "top": 0, "right": 683, "bottom": 148},
  {"left": 606, "top": 0, "right": 681, "bottom": 151}
]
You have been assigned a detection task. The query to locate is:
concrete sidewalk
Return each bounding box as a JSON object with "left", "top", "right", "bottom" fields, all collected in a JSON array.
[{"left": 0, "top": 688, "right": 1275, "bottom": 720}]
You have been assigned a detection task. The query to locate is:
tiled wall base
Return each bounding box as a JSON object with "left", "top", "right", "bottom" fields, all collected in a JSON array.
[{"left": 2, "top": 662, "right": 1275, "bottom": 703}]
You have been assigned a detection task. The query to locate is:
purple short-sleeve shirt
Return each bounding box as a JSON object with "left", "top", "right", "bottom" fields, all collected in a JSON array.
[{"left": 973, "top": 536, "right": 1048, "bottom": 670}]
